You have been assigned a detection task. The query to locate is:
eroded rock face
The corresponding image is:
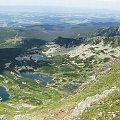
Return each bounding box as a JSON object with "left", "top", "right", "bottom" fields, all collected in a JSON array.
[
  {"left": 43, "top": 41, "right": 120, "bottom": 59},
  {"left": 0, "top": 115, "right": 6, "bottom": 120},
  {"left": 63, "top": 87, "right": 119, "bottom": 120},
  {"left": 13, "top": 115, "right": 27, "bottom": 120},
  {"left": 16, "top": 87, "right": 119, "bottom": 120}
]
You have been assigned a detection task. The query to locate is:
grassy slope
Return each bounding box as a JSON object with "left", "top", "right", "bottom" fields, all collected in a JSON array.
[
  {"left": 77, "top": 90, "right": 120, "bottom": 120},
  {"left": 0, "top": 26, "right": 120, "bottom": 119},
  {"left": 33, "top": 58, "right": 120, "bottom": 119},
  {"left": 0, "top": 70, "right": 65, "bottom": 116},
  {"left": 0, "top": 28, "right": 18, "bottom": 44},
  {"left": 17, "top": 25, "right": 102, "bottom": 41},
  {"left": 0, "top": 54, "right": 119, "bottom": 119}
]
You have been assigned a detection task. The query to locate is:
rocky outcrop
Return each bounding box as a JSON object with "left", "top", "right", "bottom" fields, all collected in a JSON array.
[
  {"left": 13, "top": 115, "right": 27, "bottom": 120},
  {"left": 95, "top": 26, "right": 120, "bottom": 37},
  {"left": 63, "top": 87, "right": 119, "bottom": 120},
  {"left": 0, "top": 115, "right": 6, "bottom": 120},
  {"left": 11, "top": 86, "right": 119, "bottom": 120},
  {"left": 0, "top": 97, "right": 2, "bottom": 102}
]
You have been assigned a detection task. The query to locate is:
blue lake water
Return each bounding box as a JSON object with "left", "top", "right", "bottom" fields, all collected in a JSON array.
[
  {"left": 61, "top": 84, "right": 78, "bottom": 93},
  {"left": 15, "top": 54, "right": 44, "bottom": 61},
  {"left": 0, "top": 86, "right": 9, "bottom": 101},
  {"left": 31, "top": 54, "right": 44, "bottom": 61},
  {"left": 20, "top": 73, "right": 53, "bottom": 86},
  {"left": 68, "top": 83, "right": 78, "bottom": 89},
  {"left": 21, "top": 73, "right": 40, "bottom": 80}
]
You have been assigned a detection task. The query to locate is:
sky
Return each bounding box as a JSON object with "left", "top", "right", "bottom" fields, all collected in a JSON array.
[{"left": 0, "top": 0, "right": 120, "bottom": 11}]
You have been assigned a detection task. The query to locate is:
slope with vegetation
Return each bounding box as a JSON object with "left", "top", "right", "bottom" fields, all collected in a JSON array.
[{"left": 0, "top": 26, "right": 120, "bottom": 120}]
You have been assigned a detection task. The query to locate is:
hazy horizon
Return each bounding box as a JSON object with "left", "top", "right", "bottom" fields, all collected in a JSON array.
[
  {"left": 0, "top": 6, "right": 120, "bottom": 14},
  {"left": 0, "top": 0, "right": 120, "bottom": 11}
]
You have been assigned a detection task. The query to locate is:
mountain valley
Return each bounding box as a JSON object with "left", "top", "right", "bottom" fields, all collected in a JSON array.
[{"left": 0, "top": 8, "right": 120, "bottom": 120}]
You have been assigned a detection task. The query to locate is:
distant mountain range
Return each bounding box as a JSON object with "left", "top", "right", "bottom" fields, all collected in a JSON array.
[{"left": 0, "top": 6, "right": 120, "bottom": 28}]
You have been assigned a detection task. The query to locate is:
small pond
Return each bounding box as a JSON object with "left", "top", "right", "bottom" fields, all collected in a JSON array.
[
  {"left": 15, "top": 54, "right": 44, "bottom": 61},
  {"left": 0, "top": 86, "right": 9, "bottom": 101},
  {"left": 61, "top": 83, "right": 78, "bottom": 93},
  {"left": 68, "top": 83, "right": 78, "bottom": 89},
  {"left": 20, "top": 73, "right": 53, "bottom": 86}
]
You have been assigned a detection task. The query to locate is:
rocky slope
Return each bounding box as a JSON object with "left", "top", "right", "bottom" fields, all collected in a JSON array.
[
  {"left": 5, "top": 58, "right": 120, "bottom": 120},
  {"left": 0, "top": 26, "right": 120, "bottom": 120}
]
